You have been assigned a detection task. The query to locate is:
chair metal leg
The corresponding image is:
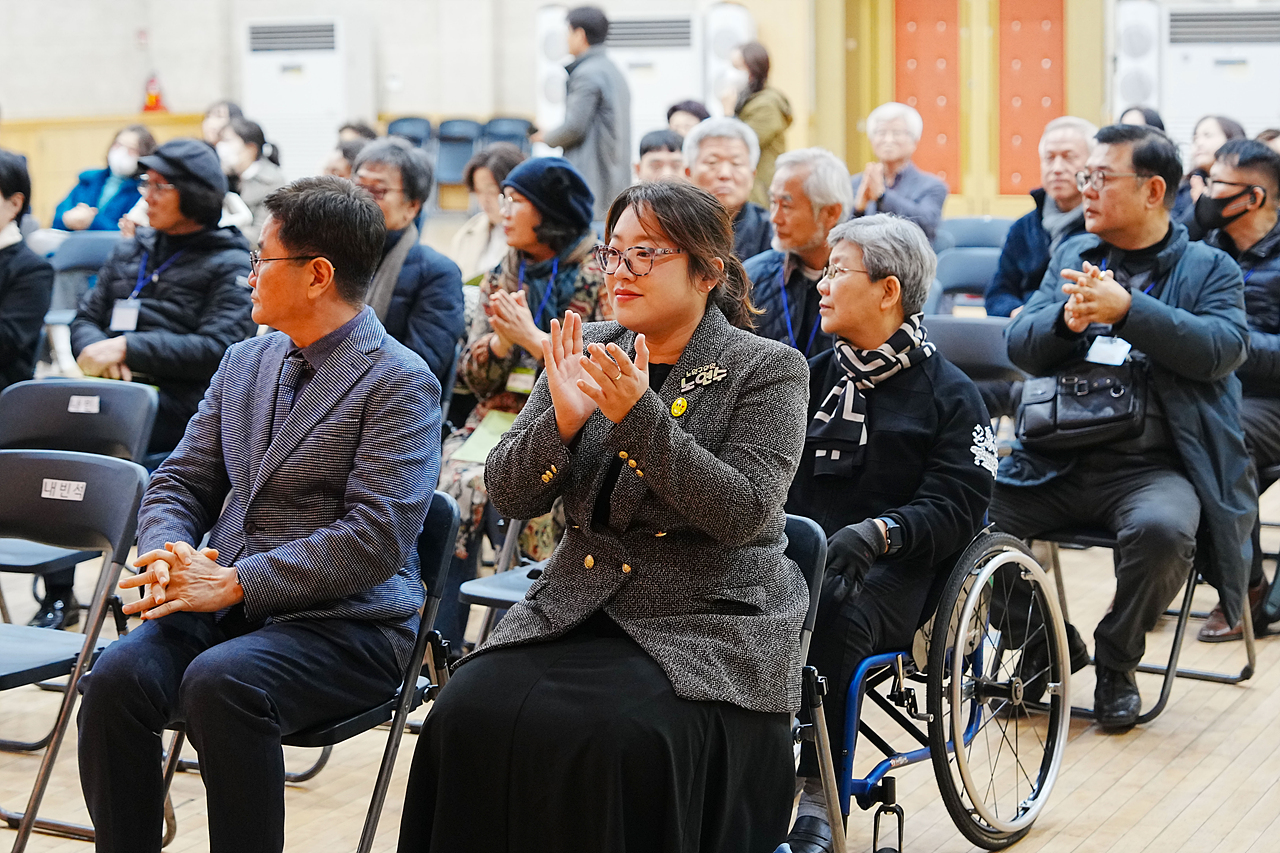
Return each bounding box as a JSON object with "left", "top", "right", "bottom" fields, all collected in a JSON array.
[
  {"left": 0, "top": 584, "right": 10, "bottom": 624},
  {"left": 2, "top": 558, "right": 123, "bottom": 852},
  {"left": 804, "top": 667, "right": 848, "bottom": 853},
  {"left": 176, "top": 744, "right": 333, "bottom": 784},
  {"left": 1048, "top": 542, "right": 1070, "bottom": 625}
]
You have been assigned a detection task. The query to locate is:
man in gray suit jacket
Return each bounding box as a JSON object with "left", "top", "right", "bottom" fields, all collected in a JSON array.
[
  {"left": 539, "top": 6, "right": 632, "bottom": 220},
  {"left": 77, "top": 177, "right": 441, "bottom": 853}
]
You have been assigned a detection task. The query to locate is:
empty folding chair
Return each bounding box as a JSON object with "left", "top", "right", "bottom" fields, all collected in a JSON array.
[
  {"left": 0, "top": 450, "right": 148, "bottom": 850},
  {"left": 387, "top": 116, "right": 433, "bottom": 149},
  {"left": 933, "top": 247, "right": 1002, "bottom": 314},
  {"left": 935, "top": 216, "right": 1015, "bottom": 251},
  {"left": 480, "top": 117, "right": 535, "bottom": 155},
  {"left": 435, "top": 120, "right": 484, "bottom": 188}
]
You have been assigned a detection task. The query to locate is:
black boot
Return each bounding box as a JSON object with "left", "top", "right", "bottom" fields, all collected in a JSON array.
[
  {"left": 1094, "top": 665, "right": 1141, "bottom": 731},
  {"left": 786, "top": 815, "right": 833, "bottom": 853},
  {"left": 28, "top": 588, "right": 80, "bottom": 630}
]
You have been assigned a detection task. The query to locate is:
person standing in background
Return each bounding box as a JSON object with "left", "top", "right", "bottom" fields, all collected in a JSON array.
[
  {"left": 536, "top": 6, "right": 631, "bottom": 221},
  {"left": 729, "top": 42, "right": 793, "bottom": 209}
]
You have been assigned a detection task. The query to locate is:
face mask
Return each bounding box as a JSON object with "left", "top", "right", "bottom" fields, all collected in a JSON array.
[
  {"left": 216, "top": 140, "right": 245, "bottom": 173},
  {"left": 1195, "top": 186, "right": 1257, "bottom": 231},
  {"left": 107, "top": 147, "right": 138, "bottom": 178},
  {"left": 721, "top": 67, "right": 749, "bottom": 97}
]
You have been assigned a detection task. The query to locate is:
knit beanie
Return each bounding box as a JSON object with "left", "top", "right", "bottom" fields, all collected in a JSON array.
[{"left": 500, "top": 157, "right": 595, "bottom": 233}]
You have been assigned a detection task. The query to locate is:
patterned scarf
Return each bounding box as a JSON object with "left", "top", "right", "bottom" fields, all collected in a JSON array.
[
  {"left": 807, "top": 313, "right": 935, "bottom": 476},
  {"left": 492, "top": 232, "right": 597, "bottom": 334}
]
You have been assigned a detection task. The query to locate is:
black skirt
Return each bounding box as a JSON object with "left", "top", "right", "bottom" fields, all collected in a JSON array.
[{"left": 397, "top": 614, "right": 795, "bottom": 853}]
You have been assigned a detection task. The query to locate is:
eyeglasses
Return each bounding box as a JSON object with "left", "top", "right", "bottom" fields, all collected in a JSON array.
[
  {"left": 354, "top": 183, "right": 402, "bottom": 201},
  {"left": 821, "top": 263, "right": 869, "bottom": 280},
  {"left": 498, "top": 193, "right": 527, "bottom": 214},
  {"left": 870, "top": 128, "right": 914, "bottom": 141},
  {"left": 1075, "top": 170, "right": 1152, "bottom": 192},
  {"left": 249, "top": 251, "right": 327, "bottom": 275},
  {"left": 594, "top": 245, "right": 685, "bottom": 277},
  {"left": 139, "top": 175, "right": 175, "bottom": 194}
]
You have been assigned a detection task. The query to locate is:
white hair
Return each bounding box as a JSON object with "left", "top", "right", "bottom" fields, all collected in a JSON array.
[
  {"left": 827, "top": 214, "right": 936, "bottom": 315},
  {"left": 682, "top": 117, "right": 761, "bottom": 169},
  {"left": 866, "top": 102, "right": 924, "bottom": 143},
  {"left": 774, "top": 147, "right": 854, "bottom": 221},
  {"left": 1038, "top": 116, "right": 1098, "bottom": 158}
]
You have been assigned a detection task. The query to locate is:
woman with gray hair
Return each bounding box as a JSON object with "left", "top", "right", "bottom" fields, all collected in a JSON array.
[
  {"left": 782, "top": 214, "right": 994, "bottom": 853},
  {"left": 851, "top": 102, "right": 949, "bottom": 243}
]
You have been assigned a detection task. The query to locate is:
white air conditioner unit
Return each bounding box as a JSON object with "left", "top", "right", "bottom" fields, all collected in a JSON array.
[
  {"left": 533, "top": 3, "right": 756, "bottom": 164},
  {"left": 240, "top": 18, "right": 373, "bottom": 181}
]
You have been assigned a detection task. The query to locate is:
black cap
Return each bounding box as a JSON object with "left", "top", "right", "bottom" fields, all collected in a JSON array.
[
  {"left": 501, "top": 157, "right": 594, "bottom": 234},
  {"left": 138, "top": 138, "right": 228, "bottom": 195}
]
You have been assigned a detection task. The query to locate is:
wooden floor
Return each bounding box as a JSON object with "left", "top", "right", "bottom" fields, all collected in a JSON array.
[{"left": 4, "top": 490, "right": 1280, "bottom": 852}]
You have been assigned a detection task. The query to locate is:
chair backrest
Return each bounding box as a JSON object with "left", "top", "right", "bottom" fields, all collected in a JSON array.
[
  {"left": 923, "top": 315, "right": 1024, "bottom": 382},
  {"left": 0, "top": 379, "right": 158, "bottom": 463},
  {"left": 0, "top": 449, "right": 146, "bottom": 558},
  {"left": 936, "top": 216, "right": 1015, "bottom": 250},
  {"left": 785, "top": 514, "right": 828, "bottom": 653},
  {"left": 49, "top": 231, "right": 121, "bottom": 273},
  {"left": 935, "top": 246, "right": 1003, "bottom": 296},
  {"left": 437, "top": 119, "right": 484, "bottom": 142},
  {"left": 481, "top": 117, "right": 534, "bottom": 153},
  {"left": 416, "top": 491, "right": 462, "bottom": 600},
  {"left": 387, "top": 117, "right": 433, "bottom": 147}
]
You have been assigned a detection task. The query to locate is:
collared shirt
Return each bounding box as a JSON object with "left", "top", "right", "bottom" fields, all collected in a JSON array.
[{"left": 286, "top": 306, "right": 371, "bottom": 402}]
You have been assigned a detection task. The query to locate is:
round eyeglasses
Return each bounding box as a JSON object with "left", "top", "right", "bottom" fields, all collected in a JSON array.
[{"left": 594, "top": 245, "right": 685, "bottom": 277}]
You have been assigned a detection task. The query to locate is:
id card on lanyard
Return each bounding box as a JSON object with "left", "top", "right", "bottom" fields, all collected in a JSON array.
[{"left": 112, "top": 250, "right": 184, "bottom": 332}]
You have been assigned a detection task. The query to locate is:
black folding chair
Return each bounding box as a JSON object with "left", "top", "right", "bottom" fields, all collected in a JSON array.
[
  {"left": 1034, "top": 527, "right": 1256, "bottom": 725},
  {"left": 932, "top": 247, "right": 1003, "bottom": 314},
  {"left": 0, "top": 379, "right": 157, "bottom": 634},
  {"left": 0, "top": 450, "right": 148, "bottom": 852},
  {"left": 922, "top": 315, "right": 1023, "bottom": 383},
  {"left": 160, "top": 491, "right": 460, "bottom": 853}
]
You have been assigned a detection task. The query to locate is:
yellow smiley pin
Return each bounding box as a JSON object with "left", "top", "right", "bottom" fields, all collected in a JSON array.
[{"left": 671, "top": 397, "right": 688, "bottom": 417}]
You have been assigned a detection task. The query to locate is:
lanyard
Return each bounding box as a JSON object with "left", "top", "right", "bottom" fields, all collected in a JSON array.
[
  {"left": 1244, "top": 269, "right": 1255, "bottom": 284},
  {"left": 1099, "top": 257, "right": 1161, "bottom": 295},
  {"left": 518, "top": 257, "right": 559, "bottom": 329},
  {"left": 131, "top": 250, "right": 185, "bottom": 300},
  {"left": 777, "top": 266, "right": 821, "bottom": 356}
]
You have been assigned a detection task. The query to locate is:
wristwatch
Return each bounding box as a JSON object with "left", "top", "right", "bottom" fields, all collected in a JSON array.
[{"left": 877, "top": 516, "right": 903, "bottom": 556}]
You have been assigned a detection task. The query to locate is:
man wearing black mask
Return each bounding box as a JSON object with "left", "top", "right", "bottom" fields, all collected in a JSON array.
[{"left": 1197, "top": 139, "right": 1280, "bottom": 641}]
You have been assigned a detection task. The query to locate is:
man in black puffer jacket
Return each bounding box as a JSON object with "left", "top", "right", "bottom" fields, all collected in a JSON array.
[{"left": 47, "top": 139, "right": 254, "bottom": 630}]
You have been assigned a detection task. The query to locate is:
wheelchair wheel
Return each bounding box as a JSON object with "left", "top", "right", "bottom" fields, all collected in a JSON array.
[{"left": 925, "top": 531, "right": 1071, "bottom": 850}]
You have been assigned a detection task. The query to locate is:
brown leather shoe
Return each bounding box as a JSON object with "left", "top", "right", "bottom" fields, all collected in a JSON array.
[{"left": 1198, "top": 577, "right": 1270, "bottom": 643}]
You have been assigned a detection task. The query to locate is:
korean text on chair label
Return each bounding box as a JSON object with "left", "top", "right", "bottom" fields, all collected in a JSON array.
[
  {"left": 68, "top": 395, "right": 101, "bottom": 414},
  {"left": 41, "top": 479, "right": 86, "bottom": 502}
]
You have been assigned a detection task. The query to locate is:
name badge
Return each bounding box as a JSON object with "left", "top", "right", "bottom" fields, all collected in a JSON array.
[
  {"left": 1085, "top": 335, "right": 1132, "bottom": 366},
  {"left": 506, "top": 366, "right": 536, "bottom": 394},
  {"left": 110, "top": 299, "right": 141, "bottom": 332}
]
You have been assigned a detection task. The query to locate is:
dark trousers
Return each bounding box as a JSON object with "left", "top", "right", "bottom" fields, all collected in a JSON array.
[
  {"left": 798, "top": 562, "right": 935, "bottom": 779},
  {"left": 990, "top": 457, "right": 1199, "bottom": 671},
  {"left": 77, "top": 611, "right": 401, "bottom": 853},
  {"left": 1242, "top": 396, "right": 1280, "bottom": 587}
]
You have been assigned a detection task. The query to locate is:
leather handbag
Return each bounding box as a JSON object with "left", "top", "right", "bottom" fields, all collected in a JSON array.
[{"left": 1015, "top": 355, "right": 1147, "bottom": 452}]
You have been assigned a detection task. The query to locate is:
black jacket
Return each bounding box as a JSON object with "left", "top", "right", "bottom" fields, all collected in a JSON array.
[
  {"left": 379, "top": 230, "right": 466, "bottom": 383},
  {"left": 785, "top": 349, "right": 994, "bottom": 578},
  {"left": 0, "top": 240, "right": 54, "bottom": 391},
  {"left": 732, "top": 202, "right": 773, "bottom": 262},
  {"left": 985, "top": 188, "right": 1088, "bottom": 317},
  {"left": 71, "top": 226, "right": 254, "bottom": 452},
  {"left": 1205, "top": 219, "right": 1280, "bottom": 397}
]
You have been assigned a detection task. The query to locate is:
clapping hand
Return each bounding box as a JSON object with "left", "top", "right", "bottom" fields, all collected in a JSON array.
[
  {"left": 543, "top": 311, "right": 599, "bottom": 442},
  {"left": 577, "top": 335, "right": 650, "bottom": 425},
  {"left": 61, "top": 203, "right": 98, "bottom": 231},
  {"left": 854, "top": 162, "right": 886, "bottom": 212},
  {"left": 487, "top": 289, "right": 549, "bottom": 359},
  {"left": 1061, "top": 261, "right": 1130, "bottom": 332}
]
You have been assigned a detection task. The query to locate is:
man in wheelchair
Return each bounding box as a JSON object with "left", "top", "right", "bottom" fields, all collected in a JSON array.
[{"left": 782, "top": 214, "right": 995, "bottom": 852}]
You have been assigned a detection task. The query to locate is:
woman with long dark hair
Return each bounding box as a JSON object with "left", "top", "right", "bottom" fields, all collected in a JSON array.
[
  {"left": 1173, "top": 114, "right": 1247, "bottom": 224},
  {"left": 399, "top": 180, "right": 811, "bottom": 852},
  {"left": 217, "top": 117, "right": 286, "bottom": 247},
  {"left": 730, "top": 41, "right": 793, "bottom": 208}
]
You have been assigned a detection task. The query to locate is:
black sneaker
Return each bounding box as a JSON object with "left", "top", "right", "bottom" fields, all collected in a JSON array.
[
  {"left": 1094, "top": 665, "right": 1141, "bottom": 731},
  {"left": 28, "top": 594, "right": 80, "bottom": 630}
]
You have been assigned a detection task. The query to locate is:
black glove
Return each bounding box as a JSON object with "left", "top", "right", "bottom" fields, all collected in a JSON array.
[{"left": 822, "top": 519, "right": 886, "bottom": 605}]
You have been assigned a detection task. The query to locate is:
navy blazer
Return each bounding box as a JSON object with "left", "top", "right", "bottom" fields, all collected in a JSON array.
[{"left": 138, "top": 308, "right": 442, "bottom": 666}]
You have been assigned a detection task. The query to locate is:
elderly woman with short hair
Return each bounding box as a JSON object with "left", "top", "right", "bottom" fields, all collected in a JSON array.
[
  {"left": 782, "top": 214, "right": 994, "bottom": 853},
  {"left": 851, "top": 102, "right": 949, "bottom": 244}
]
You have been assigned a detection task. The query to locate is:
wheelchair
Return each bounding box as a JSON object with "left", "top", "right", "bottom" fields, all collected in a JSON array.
[{"left": 798, "top": 530, "right": 1072, "bottom": 852}]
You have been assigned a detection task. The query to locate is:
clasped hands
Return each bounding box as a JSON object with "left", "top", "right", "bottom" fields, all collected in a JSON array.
[
  {"left": 486, "top": 289, "right": 549, "bottom": 359},
  {"left": 120, "top": 541, "right": 244, "bottom": 620},
  {"left": 77, "top": 337, "right": 131, "bottom": 381},
  {"left": 542, "top": 309, "right": 650, "bottom": 443},
  {"left": 854, "top": 162, "right": 887, "bottom": 212},
  {"left": 1061, "top": 261, "right": 1131, "bottom": 333}
]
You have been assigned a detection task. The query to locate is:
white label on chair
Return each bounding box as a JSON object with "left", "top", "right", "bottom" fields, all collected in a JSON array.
[
  {"left": 67, "top": 395, "right": 101, "bottom": 414},
  {"left": 41, "top": 479, "right": 86, "bottom": 502}
]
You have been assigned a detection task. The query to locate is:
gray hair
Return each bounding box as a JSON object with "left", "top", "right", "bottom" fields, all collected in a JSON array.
[
  {"left": 827, "top": 214, "right": 936, "bottom": 315},
  {"left": 682, "top": 117, "right": 761, "bottom": 169},
  {"left": 1038, "top": 116, "right": 1098, "bottom": 158},
  {"left": 774, "top": 147, "right": 854, "bottom": 221},
  {"left": 352, "top": 137, "right": 435, "bottom": 205},
  {"left": 867, "top": 102, "right": 924, "bottom": 143}
]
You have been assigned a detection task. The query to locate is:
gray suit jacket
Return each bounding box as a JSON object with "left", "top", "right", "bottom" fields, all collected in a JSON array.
[
  {"left": 138, "top": 308, "right": 441, "bottom": 666},
  {"left": 477, "top": 306, "right": 811, "bottom": 713}
]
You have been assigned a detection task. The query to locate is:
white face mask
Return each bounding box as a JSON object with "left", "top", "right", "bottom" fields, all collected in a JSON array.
[
  {"left": 107, "top": 146, "right": 138, "bottom": 178},
  {"left": 216, "top": 140, "right": 245, "bottom": 174}
]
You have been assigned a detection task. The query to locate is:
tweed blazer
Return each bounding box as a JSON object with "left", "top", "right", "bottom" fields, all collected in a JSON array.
[
  {"left": 477, "top": 305, "right": 811, "bottom": 713},
  {"left": 137, "top": 308, "right": 441, "bottom": 667}
]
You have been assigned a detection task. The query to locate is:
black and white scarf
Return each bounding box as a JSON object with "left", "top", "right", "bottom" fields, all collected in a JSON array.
[{"left": 807, "top": 313, "right": 935, "bottom": 476}]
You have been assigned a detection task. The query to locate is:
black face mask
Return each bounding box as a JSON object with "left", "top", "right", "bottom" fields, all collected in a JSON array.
[{"left": 1195, "top": 186, "right": 1259, "bottom": 231}]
